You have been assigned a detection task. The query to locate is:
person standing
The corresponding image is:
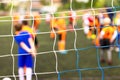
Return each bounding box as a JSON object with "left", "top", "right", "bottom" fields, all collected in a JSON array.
[
  {"left": 14, "top": 24, "right": 36, "bottom": 80},
  {"left": 99, "top": 17, "right": 117, "bottom": 65}
]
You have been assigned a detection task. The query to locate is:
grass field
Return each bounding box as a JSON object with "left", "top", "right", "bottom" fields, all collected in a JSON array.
[{"left": 0, "top": 16, "right": 120, "bottom": 80}]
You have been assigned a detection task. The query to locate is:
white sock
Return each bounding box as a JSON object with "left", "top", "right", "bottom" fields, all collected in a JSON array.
[
  {"left": 18, "top": 68, "right": 24, "bottom": 80},
  {"left": 26, "top": 68, "right": 32, "bottom": 80},
  {"left": 107, "top": 49, "right": 112, "bottom": 61}
]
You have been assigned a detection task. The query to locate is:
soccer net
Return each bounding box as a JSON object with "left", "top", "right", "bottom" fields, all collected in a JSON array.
[{"left": 0, "top": 0, "right": 120, "bottom": 80}]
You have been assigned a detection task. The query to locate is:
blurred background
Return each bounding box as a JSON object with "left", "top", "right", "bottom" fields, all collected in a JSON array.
[
  {"left": 0, "top": 0, "right": 120, "bottom": 80},
  {"left": 0, "top": 0, "right": 119, "bottom": 15}
]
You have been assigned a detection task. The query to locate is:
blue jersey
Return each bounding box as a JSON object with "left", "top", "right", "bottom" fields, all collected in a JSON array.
[
  {"left": 117, "top": 33, "right": 120, "bottom": 45},
  {"left": 14, "top": 31, "right": 31, "bottom": 54},
  {"left": 14, "top": 31, "right": 33, "bottom": 68}
]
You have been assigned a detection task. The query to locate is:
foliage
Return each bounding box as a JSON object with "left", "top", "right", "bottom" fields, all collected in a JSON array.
[
  {"left": 0, "top": 3, "right": 12, "bottom": 11},
  {"left": 40, "top": 0, "right": 50, "bottom": 5},
  {"left": 58, "top": 0, "right": 120, "bottom": 11},
  {"left": 58, "top": 0, "right": 97, "bottom": 11}
]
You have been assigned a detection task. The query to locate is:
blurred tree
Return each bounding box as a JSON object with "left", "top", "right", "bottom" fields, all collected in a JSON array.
[
  {"left": 58, "top": 0, "right": 94, "bottom": 11},
  {"left": 40, "top": 0, "right": 50, "bottom": 5},
  {"left": 61, "top": 0, "right": 69, "bottom": 4},
  {"left": 95, "top": 0, "right": 105, "bottom": 8},
  {"left": 112, "top": 0, "right": 120, "bottom": 7},
  {"left": 47, "top": 0, "right": 120, "bottom": 11},
  {"left": 0, "top": 3, "right": 12, "bottom": 11},
  {"left": 112, "top": 0, "right": 120, "bottom": 11},
  {"left": 95, "top": 0, "right": 120, "bottom": 8},
  {"left": 0, "top": 3, "right": 6, "bottom": 10}
]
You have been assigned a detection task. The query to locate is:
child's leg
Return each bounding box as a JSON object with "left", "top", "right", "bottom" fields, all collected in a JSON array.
[
  {"left": 26, "top": 68, "right": 32, "bottom": 80},
  {"left": 19, "top": 68, "right": 24, "bottom": 80},
  {"left": 26, "top": 55, "right": 33, "bottom": 80},
  {"left": 107, "top": 49, "right": 112, "bottom": 65},
  {"left": 100, "top": 49, "right": 105, "bottom": 62}
]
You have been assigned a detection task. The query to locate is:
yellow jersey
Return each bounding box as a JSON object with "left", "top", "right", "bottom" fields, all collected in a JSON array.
[{"left": 15, "top": 25, "right": 35, "bottom": 38}]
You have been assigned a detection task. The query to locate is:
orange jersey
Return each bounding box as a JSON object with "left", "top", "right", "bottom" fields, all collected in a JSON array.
[
  {"left": 13, "top": 15, "right": 20, "bottom": 25},
  {"left": 13, "top": 15, "right": 19, "bottom": 21},
  {"left": 94, "top": 17, "right": 100, "bottom": 28},
  {"left": 50, "top": 19, "right": 58, "bottom": 29},
  {"left": 34, "top": 15, "right": 40, "bottom": 25},
  {"left": 57, "top": 18, "right": 66, "bottom": 30},
  {"left": 57, "top": 18, "right": 66, "bottom": 40},
  {"left": 117, "top": 26, "right": 120, "bottom": 32},
  {"left": 102, "top": 26, "right": 116, "bottom": 39}
]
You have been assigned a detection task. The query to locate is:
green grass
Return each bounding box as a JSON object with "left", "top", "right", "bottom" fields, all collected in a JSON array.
[{"left": 0, "top": 17, "right": 120, "bottom": 80}]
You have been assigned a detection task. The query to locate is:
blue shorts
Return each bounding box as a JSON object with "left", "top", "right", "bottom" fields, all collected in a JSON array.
[{"left": 18, "top": 54, "right": 33, "bottom": 68}]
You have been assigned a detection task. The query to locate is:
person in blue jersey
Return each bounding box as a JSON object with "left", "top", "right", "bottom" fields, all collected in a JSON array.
[{"left": 14, "top": 24, "right": 36, "bottom": 80}]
